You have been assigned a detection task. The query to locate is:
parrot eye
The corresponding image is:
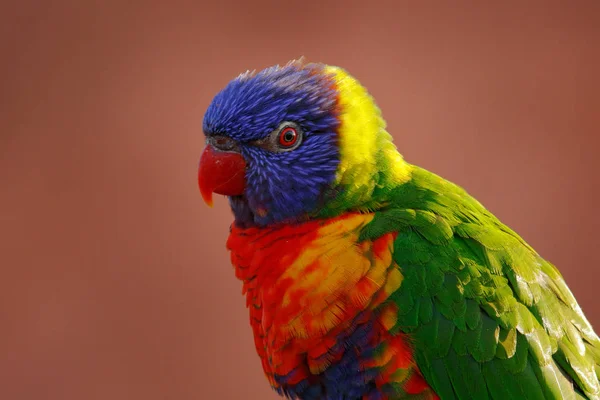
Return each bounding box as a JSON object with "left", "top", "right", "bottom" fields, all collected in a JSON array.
[
  {"left": 278, "top": 127, "right": 299, "bottom": 148},
  {"left": 253, "top": 122, "right": 303, "bottom": 152}
]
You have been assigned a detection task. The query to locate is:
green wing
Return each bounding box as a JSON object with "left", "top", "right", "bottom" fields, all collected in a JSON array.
[{"left": 360, "top": 167, "right": 600, "bottom": 399}]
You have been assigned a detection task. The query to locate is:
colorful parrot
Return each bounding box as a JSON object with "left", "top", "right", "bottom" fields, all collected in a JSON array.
[{"left": 197, "top": 59, "right": 600, "bottom": 400}]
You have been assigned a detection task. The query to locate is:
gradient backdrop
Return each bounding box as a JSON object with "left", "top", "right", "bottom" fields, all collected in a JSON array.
[{"left": 1, "top": 1, "right": 599, "bottom": 399}]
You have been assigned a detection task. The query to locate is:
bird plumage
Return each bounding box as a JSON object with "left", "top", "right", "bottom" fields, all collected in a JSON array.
[{"left": 199, "top": 59, "right": 600, "bottom": 399}]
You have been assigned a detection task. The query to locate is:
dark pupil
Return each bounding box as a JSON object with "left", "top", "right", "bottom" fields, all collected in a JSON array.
[{"left": 284, "top": 131, "right": 295, "bottom": 142}]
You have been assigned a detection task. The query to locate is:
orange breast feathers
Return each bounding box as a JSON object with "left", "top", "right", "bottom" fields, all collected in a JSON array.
[{"left": 225, "top": 213, "right": 407, "bottom": 387}]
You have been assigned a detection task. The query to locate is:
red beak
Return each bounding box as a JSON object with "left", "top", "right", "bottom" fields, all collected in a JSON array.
[{"left": 198, "top": 145, "right": 246, "bottom": 207}]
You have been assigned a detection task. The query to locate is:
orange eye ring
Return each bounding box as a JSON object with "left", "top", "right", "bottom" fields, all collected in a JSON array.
[{"left": 278, "top": 127, "right": 298, "bottom": 147}]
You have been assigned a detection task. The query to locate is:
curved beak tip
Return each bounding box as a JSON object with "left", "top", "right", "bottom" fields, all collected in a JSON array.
[
  {"left": 200, "top": 189, "right": 214, "bottom": 208},
  {"left": 197, "top": 145, "right": 246, "bottom": 208}
]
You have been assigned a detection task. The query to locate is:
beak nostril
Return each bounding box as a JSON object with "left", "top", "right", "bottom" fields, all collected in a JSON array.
[{"left": 209, "top": 135, "right": 238, "bottom": 152}]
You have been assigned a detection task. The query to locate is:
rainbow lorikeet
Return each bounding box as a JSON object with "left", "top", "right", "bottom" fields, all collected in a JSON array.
[{"left": 197, "top": 59, "right": 600, "bottom": 400}]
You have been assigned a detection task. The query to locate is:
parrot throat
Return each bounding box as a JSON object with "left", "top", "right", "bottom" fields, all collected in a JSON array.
[{"left": 226, "top": 212, "right": 438, "bottom": 399}]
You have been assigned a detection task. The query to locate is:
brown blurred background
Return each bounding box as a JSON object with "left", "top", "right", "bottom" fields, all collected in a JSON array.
[{"left": 1, "top": 1, "right": 599, "bottom": 399}]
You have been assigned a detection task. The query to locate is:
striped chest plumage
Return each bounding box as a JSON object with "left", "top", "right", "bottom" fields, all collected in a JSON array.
[{"left": 226, "top": 213, "right": 437, "bottom": 400}]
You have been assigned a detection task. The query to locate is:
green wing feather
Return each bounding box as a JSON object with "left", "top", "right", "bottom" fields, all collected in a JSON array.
[{"left": 360, "top": 166, "right": 600, "bottom": 399}]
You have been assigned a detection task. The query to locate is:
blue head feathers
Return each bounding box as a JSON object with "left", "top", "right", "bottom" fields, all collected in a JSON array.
[{"left": 203, "top": 60, "right": 341, "bottom": 226}]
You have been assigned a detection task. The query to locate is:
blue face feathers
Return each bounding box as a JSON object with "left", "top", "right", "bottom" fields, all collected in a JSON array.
[{"left": 203, "top": 61, "right": 341, "bottom": 226}]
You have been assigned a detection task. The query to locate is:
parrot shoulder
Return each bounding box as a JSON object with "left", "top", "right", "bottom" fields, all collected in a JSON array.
[{"left": 359, "top": 166, "right": 600, "bottom": 399}]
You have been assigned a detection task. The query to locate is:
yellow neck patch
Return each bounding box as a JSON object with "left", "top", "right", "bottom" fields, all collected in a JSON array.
[{"left": 324, "top": 66, "right": 412, "bottom": 207}]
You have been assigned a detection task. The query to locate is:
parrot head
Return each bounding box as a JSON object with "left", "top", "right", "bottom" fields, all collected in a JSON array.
[{"left": 199, "top": 59, "right": 412, "bottom": 227}]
